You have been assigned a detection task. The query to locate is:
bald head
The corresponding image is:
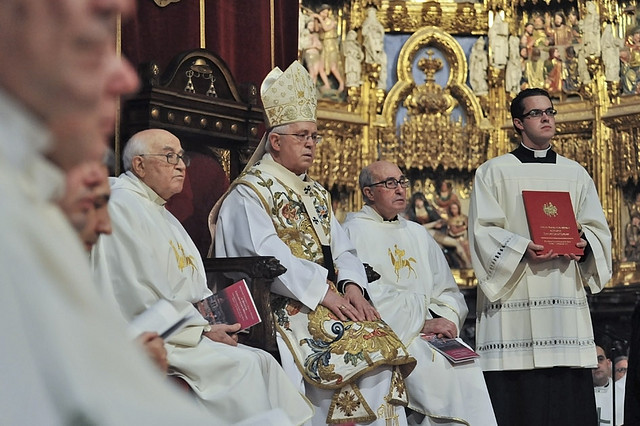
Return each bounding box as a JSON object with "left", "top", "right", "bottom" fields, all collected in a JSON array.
[
  {"left": 359, "top": 161, "right": 408, "bottom": 220},
  {"left": 123, "top": 129, "right": 187, "bottom": 201}
]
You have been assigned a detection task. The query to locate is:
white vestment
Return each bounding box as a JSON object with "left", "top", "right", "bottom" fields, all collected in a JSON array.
[
  {"left": 469, "top": 147, "right": 612, "bottom": 371},
  {"left": 594, "top": 377, "right": 625, "bottom": 425},
  {"left": 91, "top": 171, "right": 313, "bottom": 426},
  {"left": 343, "top": 206, "right": 496, "bottom": 425},
  {"left": 215, "top": 154, "right": 413, "bottom": 425},
  {"left": 0, "top": 89, "right": 222, "bottom": 424}
]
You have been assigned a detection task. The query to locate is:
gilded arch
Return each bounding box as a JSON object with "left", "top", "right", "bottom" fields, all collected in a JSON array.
[{"left": 380, "top": 27, "right": 489, "bottom": 172}]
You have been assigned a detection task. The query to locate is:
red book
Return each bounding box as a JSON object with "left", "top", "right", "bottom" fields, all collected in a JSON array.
[
  {"left": 522, "top": 190, "right": 584, "bottom": 256},
  {"left": 195, "top": 279, "right": 261, "bottom": 330},
  {"left": 421, "top": 335, "right": 480, "bottom": 364}
]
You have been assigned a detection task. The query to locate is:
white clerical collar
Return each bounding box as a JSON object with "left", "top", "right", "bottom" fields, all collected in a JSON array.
[
  {"left": 594, "top": 378, "right": 612, "bottom": 392},
  {"left": 262, "top": 153, "right": 307, "bottom": 180},
  {"left": 121, "top": 171, "right": 167, "bottom": 206},
  {"left": 521, "top": 142, "right": 551, "bottom": 158}
]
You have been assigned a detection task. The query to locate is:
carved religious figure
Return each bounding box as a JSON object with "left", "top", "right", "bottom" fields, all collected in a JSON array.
[
  {"left": 300, "top": 18, "right": 331, "bottom": 90},
  {"left": 567, "top": 8, "right": 582, "bottom": 45},
  {"left": 313, "top": 5, "right": 344, "bottom": 92},
  {"left": 469, "top": 37, "right": 489, "bottom": 95},
  {"left": 544, "top": 47, "right": 563, "bottom": 96},
  {"left": 601, "top": 24, "right": 624, "bottom": 82},
  {"left": 520, "top": 22, "right": 535, "bottom": 59},
  {"left": 489, "top": 13, "right": 509, "bottom": 68},
  {"left": 362, "top": 7, "right": 388, "bottom": 90},
  {"left": 446, "top": 201, "right": 472, "bottom": 270},
  {"left": 523, "top": 47, "right": 545, "bottom": 89},
  {"left": 342, "top": 30, "right": 364, "bottom": 87},
  {"left": 563, "top": 46, "right": 581, "bottom": 94},
  {"left": 620, "top": 47, "right": 639, "bottom": 94},
  {"left": 531, "top": 14, "right": 551, "bottom": 49},
  {"left": 581, "top": 1, "right": 601, "bottom": 57},
  {"left": 626, "top": 214, "right": 640, "bottom": 262},
  {"left": 546, "top": 11, "right": 573, "bottom": 47},
  {"left": 505, "top": 35, "right": 522, "bottom": 94}
]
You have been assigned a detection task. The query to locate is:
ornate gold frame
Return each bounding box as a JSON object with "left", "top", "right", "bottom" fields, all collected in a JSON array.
[{"left": 308, "top": 0, "right": 640, "bottom": 286}]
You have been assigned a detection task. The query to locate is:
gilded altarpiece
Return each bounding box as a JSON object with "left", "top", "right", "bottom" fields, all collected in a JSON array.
[{"left": 302, "top": 0, "right": 640, "bottom": 290}]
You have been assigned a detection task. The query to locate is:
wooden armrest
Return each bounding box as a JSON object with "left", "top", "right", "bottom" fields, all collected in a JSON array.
[
  {"left": 203, "top": 256, "right": 285, "bottom": 359},
  {"left": 203, "top": 256, "right": 286, "bottom": 279}
]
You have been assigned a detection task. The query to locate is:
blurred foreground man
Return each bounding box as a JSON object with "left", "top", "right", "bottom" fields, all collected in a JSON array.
[{"left": 0, "top": 1, "right": 226, "bottom": 423}]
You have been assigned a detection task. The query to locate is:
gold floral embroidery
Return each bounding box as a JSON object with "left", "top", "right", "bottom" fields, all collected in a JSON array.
[{"left": 335, "top": 389, "right": 361, "bottom": 417}]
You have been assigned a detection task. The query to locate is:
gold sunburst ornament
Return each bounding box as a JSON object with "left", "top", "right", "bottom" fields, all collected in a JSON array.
[{"left": 543, "top": 202, "right": 558, "bottom": 217}]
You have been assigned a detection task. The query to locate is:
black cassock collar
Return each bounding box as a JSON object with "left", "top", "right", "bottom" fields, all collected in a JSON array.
[{"left": 510, "top": 143, "right": 557, "bottom": 164}]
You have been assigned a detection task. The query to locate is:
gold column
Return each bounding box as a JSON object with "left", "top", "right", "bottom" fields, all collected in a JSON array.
[
  {"left": 487, "top": 66, "right": 508, "bottom": 158},
  {"left": 270, "top": 0, "right": 275, "bottom": 68},
  {"left": 588, "top": 55, "right": 613, "bottom": 227},
  {"left": 114, "top": 15, "right": 123, "bottom": 175},
  {"left": 200, "top": 0, "right": 206, "bottom": 48}
]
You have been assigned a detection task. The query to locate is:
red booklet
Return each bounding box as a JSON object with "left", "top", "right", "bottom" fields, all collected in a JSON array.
[
  {"left": 522, "top": 190, "right": 584, "bottom": 256},
  {"left": 195, "top": 279, "right": 261, "bottom": 330},
  {"left": 421, "top": 335, "right": 480, "bottom": 364}
]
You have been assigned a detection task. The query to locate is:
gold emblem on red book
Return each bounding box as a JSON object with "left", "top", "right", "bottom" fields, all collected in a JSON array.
[{"left": 543, "top": 202, "right": 558, "bottom": 217}]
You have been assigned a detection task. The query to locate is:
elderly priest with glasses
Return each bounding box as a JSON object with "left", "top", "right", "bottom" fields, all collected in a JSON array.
[
  {"left": 91, "top": 128, "right": 313, "bottom": 425},
  {"left": 343, "top": 160, "right": 497, "bottom": 426},
  {"left": 211, "top": 61, "right": 416, "bottom": 425}
]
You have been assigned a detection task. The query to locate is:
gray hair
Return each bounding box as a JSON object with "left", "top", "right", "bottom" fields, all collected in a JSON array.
[
  {"left": 122, "top": 133, "right": 150, "bottom": 172},
  {"left": 359, "top": 164, "right": 376, "bottom": 205},
  {"left": 265, "top": 123, "right": 292, "bottom": 153}
]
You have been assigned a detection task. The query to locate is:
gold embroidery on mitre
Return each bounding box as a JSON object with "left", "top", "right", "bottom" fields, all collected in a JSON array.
[
  {"left": 169, "top": 240, "right": 197, "bottom": 273},
  {"left": 388, "top": 244, "right": 417, "bottom": 281},
  {"left": 260, "top": 61, "right": 316, "bottom": 129},
  {"left": 543, "top": 202, "right": 558, "bottom": 217}
]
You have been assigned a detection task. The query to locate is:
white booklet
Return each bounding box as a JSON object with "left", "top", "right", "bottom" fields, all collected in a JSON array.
[{"left": 129, "top": 299, "right": 195, "bottom": 339}]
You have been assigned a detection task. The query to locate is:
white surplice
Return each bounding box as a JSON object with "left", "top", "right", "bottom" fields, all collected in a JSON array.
[
  {"left": 469, "top": 150, "right": 612, "bottom": 371},
  {"left": 0, "top": 89, "right": 221, "bottom": 424},
  {"left": 343, "top": 206, "right": 496, "bottom": 425},
  {"left": 91, "top": 171, "right": 313, "bottom": 426}
]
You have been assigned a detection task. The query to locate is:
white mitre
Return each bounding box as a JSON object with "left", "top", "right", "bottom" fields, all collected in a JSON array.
[
  {"left": 261, "top": 61, "right": 317, "bottom": 129},
  {"left": 243, "top": 61, "right": 317, "bottom": 168}
]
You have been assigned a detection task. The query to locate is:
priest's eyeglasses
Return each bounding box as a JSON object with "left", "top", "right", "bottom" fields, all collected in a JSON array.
[
  {"left": 521, "top": 108, "right": 557, "bottom": 119},
  {"left": 139, "top": 152, "right": 191, "bottom": 167},
  {"left": 366, "top": 177, "right": 410, "bottom": 189},
  {"left": 274, "top": 132, "right": 322, "bottom": 145}
]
